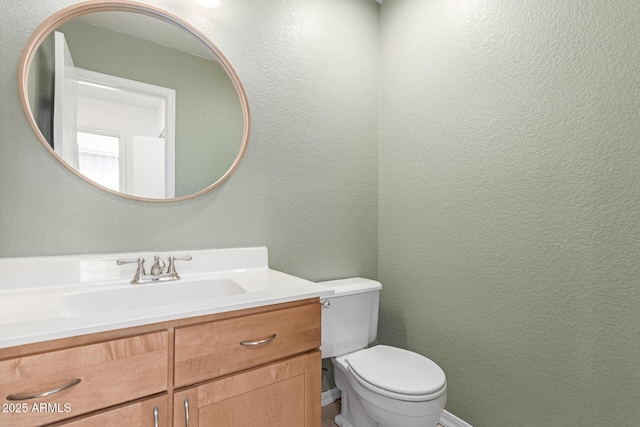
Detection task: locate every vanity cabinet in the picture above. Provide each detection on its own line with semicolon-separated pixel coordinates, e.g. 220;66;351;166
173;302;321;426
0;299;321;427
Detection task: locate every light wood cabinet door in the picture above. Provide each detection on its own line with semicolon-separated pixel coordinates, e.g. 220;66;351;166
173;351;321;427
54;394;168;427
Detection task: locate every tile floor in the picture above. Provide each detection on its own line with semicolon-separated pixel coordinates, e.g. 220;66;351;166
321;401;341;427
321;400;445;427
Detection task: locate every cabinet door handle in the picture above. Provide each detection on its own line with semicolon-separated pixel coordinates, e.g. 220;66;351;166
184;397;190;427
240;333;277;347
6;378;81;401
153;406;159;427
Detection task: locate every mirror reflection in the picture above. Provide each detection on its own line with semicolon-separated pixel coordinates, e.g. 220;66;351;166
26;9;247;200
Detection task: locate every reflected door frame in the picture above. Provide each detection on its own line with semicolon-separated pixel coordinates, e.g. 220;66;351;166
75;67;176;198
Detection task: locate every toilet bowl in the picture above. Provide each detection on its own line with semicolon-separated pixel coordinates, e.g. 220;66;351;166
319;278;447;427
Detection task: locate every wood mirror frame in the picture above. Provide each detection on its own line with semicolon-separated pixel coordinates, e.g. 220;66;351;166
18;0;250;202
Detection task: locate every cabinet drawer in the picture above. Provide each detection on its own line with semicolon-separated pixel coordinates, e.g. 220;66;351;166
175;302;320;387
0;331;168;426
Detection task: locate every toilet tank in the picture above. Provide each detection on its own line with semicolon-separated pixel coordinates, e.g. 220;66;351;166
318;278;382;358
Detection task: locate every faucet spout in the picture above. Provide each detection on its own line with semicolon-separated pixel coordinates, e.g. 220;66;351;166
150;256;166;276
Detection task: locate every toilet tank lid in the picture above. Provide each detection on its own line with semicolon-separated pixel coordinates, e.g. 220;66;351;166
316;278;382;296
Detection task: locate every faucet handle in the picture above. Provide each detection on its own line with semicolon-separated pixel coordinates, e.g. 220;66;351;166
116;258;145;271
166;255;192;279
116;258;146;284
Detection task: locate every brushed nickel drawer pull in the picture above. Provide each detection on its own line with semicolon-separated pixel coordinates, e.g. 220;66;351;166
184;397;190;427
153;406;159;427
240;333;277;347
6;378;81;401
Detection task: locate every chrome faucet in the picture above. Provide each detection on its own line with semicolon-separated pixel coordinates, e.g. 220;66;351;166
117;255;192;284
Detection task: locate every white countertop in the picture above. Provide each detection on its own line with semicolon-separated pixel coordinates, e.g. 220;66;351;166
0;247;333;349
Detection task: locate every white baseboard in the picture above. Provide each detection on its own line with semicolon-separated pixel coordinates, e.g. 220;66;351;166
321;388;342;407
440;409;473;427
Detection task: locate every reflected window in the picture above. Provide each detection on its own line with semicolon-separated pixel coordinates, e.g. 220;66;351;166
77;131;120;191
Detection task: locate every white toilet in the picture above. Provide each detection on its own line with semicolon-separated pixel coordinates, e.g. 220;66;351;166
319;278;447;427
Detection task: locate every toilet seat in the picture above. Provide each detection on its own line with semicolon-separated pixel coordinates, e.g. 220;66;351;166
346;345;447;402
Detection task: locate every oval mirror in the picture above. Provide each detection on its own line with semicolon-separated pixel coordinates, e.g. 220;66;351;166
19;1;250;201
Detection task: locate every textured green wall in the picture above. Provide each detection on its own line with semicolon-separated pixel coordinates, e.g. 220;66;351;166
379;0;640;425
5;1;639;424
0;0;379;282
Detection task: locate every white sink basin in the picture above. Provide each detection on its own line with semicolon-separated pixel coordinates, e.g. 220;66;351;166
0;247;335;349
58;278;246;317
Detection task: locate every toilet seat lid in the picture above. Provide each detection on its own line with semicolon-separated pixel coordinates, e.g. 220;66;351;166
347;345;446;396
